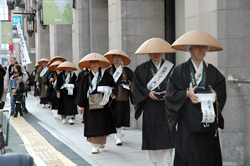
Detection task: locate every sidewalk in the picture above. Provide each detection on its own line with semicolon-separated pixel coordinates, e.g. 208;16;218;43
24;92;150;166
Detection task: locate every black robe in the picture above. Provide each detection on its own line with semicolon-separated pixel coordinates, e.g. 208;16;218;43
106;65;134;128
48;71;59;110
56;71;78;116
75;69;117;137
165;59;227;166
44;69;54;104
133;59;175;150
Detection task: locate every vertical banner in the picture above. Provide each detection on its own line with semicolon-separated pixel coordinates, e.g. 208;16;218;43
43;0;73;25
16;22;32;65
0;21;13;44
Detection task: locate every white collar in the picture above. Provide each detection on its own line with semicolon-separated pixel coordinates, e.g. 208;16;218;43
152;59;162;70
91;70;97;76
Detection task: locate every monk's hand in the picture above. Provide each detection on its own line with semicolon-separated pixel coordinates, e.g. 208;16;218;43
36;82;39;87
57;92;60;98
128;80;132;87
187;86;198;104
49;78;54;83
149;91;158;100
45;85;48;90
209;85;217;101
79;107;84;114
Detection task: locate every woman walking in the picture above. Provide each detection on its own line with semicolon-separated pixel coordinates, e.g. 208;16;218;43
11;64;25;117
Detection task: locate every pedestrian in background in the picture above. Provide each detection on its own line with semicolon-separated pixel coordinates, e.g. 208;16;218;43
4;57;28;114
56;61;78;125
104;49;134;146
30;63;40;105
10;64;25;117
133;38;176;166
45;56;66;109
165;30;227;166
35;58;49;108
0;65;6;109
48;61;62;118
75;53;117;154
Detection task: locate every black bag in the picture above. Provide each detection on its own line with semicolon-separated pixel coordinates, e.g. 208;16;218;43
16;82;25;94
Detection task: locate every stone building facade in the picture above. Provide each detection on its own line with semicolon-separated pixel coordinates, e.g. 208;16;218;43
11;0;250;165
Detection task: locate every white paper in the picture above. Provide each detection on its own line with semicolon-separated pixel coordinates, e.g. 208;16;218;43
97;86;113;105
196;93;216;124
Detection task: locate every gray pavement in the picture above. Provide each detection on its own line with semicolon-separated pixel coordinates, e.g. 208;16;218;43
11;92;152;166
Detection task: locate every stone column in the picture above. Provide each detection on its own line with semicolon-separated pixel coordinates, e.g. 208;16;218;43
35;1;50;62
49;25;72;61
184;0;250;165
90;0;109;54
72;0;91;72
108;0;165;129
217;1;250;165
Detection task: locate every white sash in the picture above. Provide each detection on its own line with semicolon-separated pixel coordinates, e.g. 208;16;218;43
191;60;203;85
40;67;48;77
60;72;74;95
147;61;174;91
196;93;216;127
97;86;113;105
88;69;105;97
113;65;123;82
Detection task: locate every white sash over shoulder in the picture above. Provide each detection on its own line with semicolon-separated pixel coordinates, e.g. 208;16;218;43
147;61;174;91
40;67;48;77
87;69;105;97
113;65;123;82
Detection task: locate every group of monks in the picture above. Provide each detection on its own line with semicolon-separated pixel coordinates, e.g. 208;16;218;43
33;29;227;166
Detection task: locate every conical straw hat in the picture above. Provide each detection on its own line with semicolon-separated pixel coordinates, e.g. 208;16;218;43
34;62;40;69
135;38;176;54
171;30;223;52
49;61;62;71
78;53;110;69
57;61;77;71
47;56;67;67
104;49;131;65
38;58;49;65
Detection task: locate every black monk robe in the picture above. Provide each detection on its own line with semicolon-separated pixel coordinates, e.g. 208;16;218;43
165;59;227;166
106;65;134;128
56;71;78;116
133;59;175;150
75;69;117;137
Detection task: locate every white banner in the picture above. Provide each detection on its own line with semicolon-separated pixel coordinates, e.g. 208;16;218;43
16;22;32;65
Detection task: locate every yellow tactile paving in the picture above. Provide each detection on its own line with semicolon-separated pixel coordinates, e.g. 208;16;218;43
10;117;77;166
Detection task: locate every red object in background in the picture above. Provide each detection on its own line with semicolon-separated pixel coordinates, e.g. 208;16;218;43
8;9;11;21
9;44;13;51
10;54;14;57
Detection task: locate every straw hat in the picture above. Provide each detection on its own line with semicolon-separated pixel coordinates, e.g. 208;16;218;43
47;56;67;67
38;58;49;65
34;62;40;69
135;38;176;54
104;49;131;65
57;61;77;71
171;30;223;52
49;61;62;71
78;53;110;69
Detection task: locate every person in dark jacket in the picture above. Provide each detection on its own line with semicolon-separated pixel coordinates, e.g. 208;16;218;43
133;38;176;166
56;61;78;125
165;30;227;166
75;53;117;154
104;49;134;146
